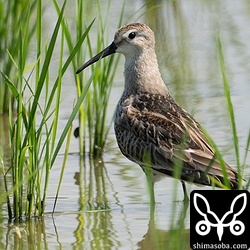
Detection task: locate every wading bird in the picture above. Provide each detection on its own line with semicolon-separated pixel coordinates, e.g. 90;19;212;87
76;23;239;202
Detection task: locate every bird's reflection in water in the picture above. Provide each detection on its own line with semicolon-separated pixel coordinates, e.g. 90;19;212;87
138;200;190;250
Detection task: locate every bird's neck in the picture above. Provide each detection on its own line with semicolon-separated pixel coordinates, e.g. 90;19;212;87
123;50;169;96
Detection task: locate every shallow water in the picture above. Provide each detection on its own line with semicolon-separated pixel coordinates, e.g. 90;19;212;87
1;0;250;249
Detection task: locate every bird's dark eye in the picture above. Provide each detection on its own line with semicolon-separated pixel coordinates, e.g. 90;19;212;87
128;32;136;39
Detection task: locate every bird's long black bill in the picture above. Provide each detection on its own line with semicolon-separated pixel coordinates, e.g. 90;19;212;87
76;42;117;74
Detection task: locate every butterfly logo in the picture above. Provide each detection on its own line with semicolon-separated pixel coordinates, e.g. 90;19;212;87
193;192;247;241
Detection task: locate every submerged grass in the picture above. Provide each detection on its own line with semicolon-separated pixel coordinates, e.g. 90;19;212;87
0;0;135;221
0;0;93;219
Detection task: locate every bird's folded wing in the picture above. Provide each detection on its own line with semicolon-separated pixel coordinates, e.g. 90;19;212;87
125;105;238;186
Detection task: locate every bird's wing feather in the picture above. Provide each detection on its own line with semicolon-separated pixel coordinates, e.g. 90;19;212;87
119;103;238;187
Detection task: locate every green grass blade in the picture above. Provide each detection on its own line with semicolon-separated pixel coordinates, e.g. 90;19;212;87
242;130;250;168
0;72;19;98
52;122;73;214
217;36;242;187
25;0;66;144
42;19;95;121
202;127;231;189
50;72;95;166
